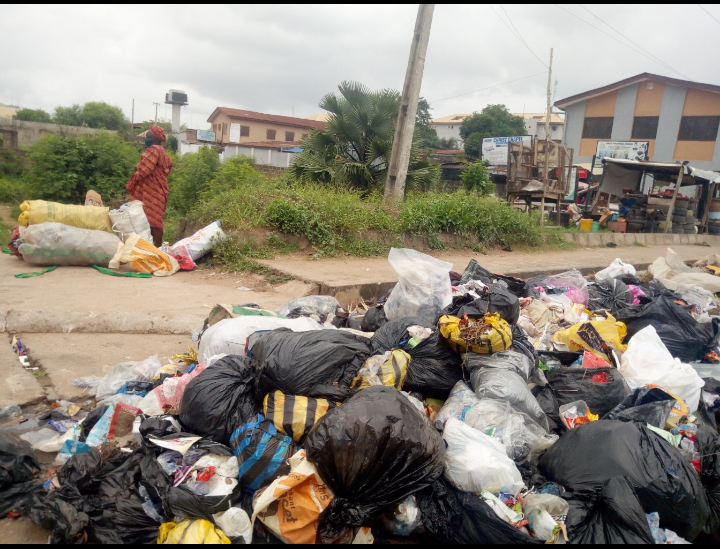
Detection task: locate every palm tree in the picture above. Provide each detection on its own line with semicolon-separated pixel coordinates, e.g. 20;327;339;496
290;81;437;192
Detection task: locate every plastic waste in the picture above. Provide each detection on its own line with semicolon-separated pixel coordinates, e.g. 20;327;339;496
439;313;513;355
351;349;410;390
379;495;422;537
545;366;631;417
95;356;162;401
595;258;637;282
464;350;534;382
157;519;231;544
18;199;112;231
252;329;373;401
0;404;23;421
619;325;705;412
442;418;524;496
108;200;152;242
214;507;252;544
262;391;337;444
587;278;634;314
524;493;568;541
19;222;122;267
305;386;445;544
434;380;480;430
361;305;387;332
198;315;323;362
384;248;453;322
602;386;678;429
252;449;333;544
109;232;180;276
275;295;339;322
169;220;227;262
0;432;41;516
179;355;259;443
552;313;627;363
443;282;520;324
543;269;589;305
539;420;711;542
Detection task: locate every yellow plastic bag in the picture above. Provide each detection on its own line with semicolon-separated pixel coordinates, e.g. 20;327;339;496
157;519;231;544
18;200;112;232
438;313;512;354
351;350;411;390
252;450;333;544
263;391;338;444
108;233;179;276
552;313;627;362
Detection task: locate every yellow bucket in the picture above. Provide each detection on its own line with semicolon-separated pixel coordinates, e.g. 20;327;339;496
580;219;593;232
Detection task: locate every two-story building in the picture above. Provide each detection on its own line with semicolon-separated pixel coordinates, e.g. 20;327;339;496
206;107;324;145
556;73;720;171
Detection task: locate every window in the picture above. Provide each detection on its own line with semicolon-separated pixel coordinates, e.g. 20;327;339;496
285;131;295;141
631;116;659;139
240;125;250;137
678;116;720;141
213;124;217;133
266;129;276;140
222;123;227;136
582;117;614;139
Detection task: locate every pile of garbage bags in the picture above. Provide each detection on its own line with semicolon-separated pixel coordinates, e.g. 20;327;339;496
8;198;227;276
3;246;720;544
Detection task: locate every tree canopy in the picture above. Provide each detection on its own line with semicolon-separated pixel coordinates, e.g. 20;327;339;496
414;97;460;150
290;81;437;192
459;104;526;140
15;108;53;123
18;102;132;131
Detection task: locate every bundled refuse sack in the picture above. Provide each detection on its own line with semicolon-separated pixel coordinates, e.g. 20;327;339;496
179;355;259;444
464;350;534;382
361;305;387;332
602;386;678;429
0;433;42;517
276;295;339;323
252;329;373;401
545;366;631;417
698;427;720;535
538;420;711;542
442;282;520;325
459;258;528;297
19;222;122;267
305;386;445;544
371;317;463;399
587;279;634;315
616;296;719;362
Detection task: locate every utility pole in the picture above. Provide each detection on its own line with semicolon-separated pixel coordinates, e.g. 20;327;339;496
384;4;434;205
131;99;134;126
544;48;554;184
153;102;160;123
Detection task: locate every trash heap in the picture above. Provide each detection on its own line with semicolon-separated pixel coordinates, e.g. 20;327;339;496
6;198;227;276
2;246;720;544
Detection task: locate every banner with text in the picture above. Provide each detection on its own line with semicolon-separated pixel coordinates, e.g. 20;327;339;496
481;136;532;166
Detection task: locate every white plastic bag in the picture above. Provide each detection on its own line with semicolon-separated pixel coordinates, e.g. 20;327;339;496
198;316;324;362
442;418;524;495
169;220;227;261
95;356;162;400
619;325;705;412
434;380;480;430
595;258;637;282
109;200;152;242
19;222;122;267
384;248;453;322
214;508;252;544
649;248;720;293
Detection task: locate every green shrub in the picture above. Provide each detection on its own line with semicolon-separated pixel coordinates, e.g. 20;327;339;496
0;177;28;204
460;162;493;195
26;132;140;203
167;146;220;215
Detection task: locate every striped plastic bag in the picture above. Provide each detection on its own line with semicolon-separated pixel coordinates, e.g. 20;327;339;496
108;233;179;277
439;313;513;354
263;391;338;444
229;414;298;493
351;350;411;390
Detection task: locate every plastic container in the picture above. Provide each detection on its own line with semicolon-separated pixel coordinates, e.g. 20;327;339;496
591;221;599;232
580;219;593;232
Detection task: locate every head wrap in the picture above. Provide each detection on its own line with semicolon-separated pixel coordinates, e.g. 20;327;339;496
149;125;167;142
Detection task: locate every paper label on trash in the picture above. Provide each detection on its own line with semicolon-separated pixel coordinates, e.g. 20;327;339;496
149;436;201;455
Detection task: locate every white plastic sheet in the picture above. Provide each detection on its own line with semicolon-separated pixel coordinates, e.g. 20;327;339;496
384;248;453;322
619;325;705;412
595;258;636;282
649;248;720;293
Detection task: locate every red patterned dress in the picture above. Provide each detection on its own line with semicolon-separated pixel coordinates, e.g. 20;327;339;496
126;144;173;231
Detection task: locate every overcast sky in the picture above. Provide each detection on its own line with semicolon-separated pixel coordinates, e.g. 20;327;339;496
2;4;720;129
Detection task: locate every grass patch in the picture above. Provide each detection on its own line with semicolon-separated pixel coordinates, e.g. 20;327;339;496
210;239;293;284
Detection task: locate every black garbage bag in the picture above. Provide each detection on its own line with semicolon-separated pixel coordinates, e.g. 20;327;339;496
587;279;634;315
79;405;110;443
27;484;91;544
465;350;534;381
616;296;719;362
413;478;541;544
361;305;387;332
252;329;373;401
305;386;445;544
0;432;40;488
699;378;720;432
512;324;539;370
179;355;260;443
538;420;711;541
602;386;677;428
370;316;433;353
545;367;631;417
229;415;297;493
698;426;720;535
564;477;655;544
442;283;520;324
460;259;527;296
139;415;182;439
0;479;43;517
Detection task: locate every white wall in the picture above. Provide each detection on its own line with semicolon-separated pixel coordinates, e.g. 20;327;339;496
221;144;296;167
430;123;463;143
524;118;564;141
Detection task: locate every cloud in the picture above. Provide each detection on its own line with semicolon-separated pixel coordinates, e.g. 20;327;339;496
1;4;718;128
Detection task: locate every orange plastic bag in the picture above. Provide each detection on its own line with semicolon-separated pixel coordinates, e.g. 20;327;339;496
108;233;179;276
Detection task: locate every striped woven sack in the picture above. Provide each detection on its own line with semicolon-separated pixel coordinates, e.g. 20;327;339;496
438;313;512;354
262;391;338;444
350;350;411;390
229;414;298;493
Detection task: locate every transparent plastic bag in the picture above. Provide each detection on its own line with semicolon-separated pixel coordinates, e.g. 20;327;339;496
442;418;524;496
434;380;480;430
595;258;637;282
275;295;339;322
380;495;422;536
463;400;557;463
543;269;589;306
19;222;122;267
464;351;534;382
95;356;162;400
384;248;453;322
109;200;152;242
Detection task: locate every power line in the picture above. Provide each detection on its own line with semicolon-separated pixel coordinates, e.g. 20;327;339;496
429;72;547;104
554;5;691;80
578;4;692;80
489;6;547;67
698;4;720;25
